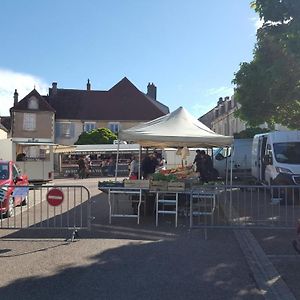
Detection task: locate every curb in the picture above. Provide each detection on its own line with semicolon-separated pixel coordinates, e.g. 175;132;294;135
235;229;296;300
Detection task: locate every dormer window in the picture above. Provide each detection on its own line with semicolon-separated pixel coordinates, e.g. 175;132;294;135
28;96;39;110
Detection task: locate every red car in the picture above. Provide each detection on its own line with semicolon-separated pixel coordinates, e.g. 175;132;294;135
0;160;29;217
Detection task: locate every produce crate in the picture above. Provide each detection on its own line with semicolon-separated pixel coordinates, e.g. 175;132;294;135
124;179;150;189
150;180;168;191
98;181;124;188
167;181;185;191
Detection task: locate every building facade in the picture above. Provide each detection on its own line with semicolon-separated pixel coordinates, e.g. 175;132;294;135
200;95;288;136
8;77;169;146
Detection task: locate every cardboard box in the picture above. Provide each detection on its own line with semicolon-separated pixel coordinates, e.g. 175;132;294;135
168;181;185;191
124;179;150;189
150;180;168;191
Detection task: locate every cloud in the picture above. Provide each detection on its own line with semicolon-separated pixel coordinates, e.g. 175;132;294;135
205;86;233;97
0;69;49;116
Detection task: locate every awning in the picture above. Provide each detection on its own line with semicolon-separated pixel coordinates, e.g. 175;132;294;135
16;142;57;146
53;145;77;153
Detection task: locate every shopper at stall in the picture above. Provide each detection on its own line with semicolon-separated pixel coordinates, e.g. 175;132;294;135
193;150;213;183
193;149;202;173
78;156;86;179
107;157;115;177
129;155;139;179
84;155;92;178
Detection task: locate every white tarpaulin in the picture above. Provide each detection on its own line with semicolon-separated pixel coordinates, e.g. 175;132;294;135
119;106;233;148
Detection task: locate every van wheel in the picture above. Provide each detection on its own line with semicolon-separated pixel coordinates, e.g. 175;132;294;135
6;197;14;218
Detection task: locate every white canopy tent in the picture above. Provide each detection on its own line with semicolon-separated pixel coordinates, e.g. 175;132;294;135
118;106;233;148
116;107;234;182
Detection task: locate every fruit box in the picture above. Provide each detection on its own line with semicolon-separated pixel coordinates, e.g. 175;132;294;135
150;180;168;191
124;179;150;189
167;181;185;191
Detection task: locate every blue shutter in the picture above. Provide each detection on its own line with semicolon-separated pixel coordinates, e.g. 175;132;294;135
70;123;75;138
55;123;61;139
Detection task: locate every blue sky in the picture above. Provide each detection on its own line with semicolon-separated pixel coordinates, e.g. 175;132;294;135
0;0;260;117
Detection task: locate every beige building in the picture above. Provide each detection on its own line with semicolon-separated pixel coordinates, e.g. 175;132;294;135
200;96;288;136
0;123;8;140
199;96;245;136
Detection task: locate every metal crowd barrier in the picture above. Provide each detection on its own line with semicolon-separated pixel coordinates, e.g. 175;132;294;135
0;185;92;232
190;184;300;229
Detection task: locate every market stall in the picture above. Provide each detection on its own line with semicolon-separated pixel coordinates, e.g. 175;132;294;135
101;107;233;226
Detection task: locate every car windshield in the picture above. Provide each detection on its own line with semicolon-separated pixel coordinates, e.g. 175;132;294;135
273;142;300;164
0;163;9;179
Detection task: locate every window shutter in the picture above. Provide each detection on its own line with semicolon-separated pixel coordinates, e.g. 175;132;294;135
70;123;75;138
55;123;61;138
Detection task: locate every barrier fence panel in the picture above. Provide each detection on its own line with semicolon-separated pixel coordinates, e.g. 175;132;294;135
187;185;300;229
0;185;91;230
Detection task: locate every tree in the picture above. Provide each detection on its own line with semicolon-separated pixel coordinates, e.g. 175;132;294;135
233;127;270;139
75;128;117;145
233;0;300;129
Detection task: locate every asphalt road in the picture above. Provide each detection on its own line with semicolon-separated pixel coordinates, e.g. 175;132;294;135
0;177;299;300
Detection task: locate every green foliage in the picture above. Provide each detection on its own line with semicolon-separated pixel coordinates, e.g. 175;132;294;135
75;128;117;145
233;0;300;129
152;173;177;182
233;127;270;139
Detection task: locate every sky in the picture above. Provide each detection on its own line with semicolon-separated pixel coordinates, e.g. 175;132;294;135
0;0;261;118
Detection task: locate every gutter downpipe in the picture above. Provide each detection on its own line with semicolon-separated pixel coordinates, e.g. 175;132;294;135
115;140;120;182
139;145;142;179
229;144;234;222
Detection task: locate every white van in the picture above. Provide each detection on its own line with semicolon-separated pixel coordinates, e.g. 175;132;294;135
213;139;252;180
251;131;300;185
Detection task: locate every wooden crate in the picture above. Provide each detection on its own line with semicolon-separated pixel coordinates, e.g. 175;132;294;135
150;180;168;191
124;179;150;189
168;181;185;191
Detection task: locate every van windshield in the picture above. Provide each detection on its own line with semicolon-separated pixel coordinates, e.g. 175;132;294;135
273;142;300;164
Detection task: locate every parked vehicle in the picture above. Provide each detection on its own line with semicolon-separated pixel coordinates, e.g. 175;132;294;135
213;139;253;180
0;160;29;217
251;131;300;186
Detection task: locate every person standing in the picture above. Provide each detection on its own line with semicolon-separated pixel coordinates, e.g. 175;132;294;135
107;157;115;177
84;155;92;178
193;150;213;183
78;156;86;179
193;149;202;174
129;155;139;179
199;150;213;183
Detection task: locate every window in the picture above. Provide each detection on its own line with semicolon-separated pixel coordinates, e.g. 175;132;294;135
84;122;96;132
28;96;39;109
23;113;36;131
108;122;120;133
61;122;71;138
22;145;50;161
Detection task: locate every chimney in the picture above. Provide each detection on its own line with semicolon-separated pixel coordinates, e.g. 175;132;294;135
147;82;157;100
87;79;91;91
13;89;18;106
52;82;57;95
217;97;223;105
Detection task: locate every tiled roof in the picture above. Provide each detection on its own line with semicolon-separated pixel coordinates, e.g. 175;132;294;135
0;116;11;131
12;89;55;112
0;122;8;132
47;77;169;121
